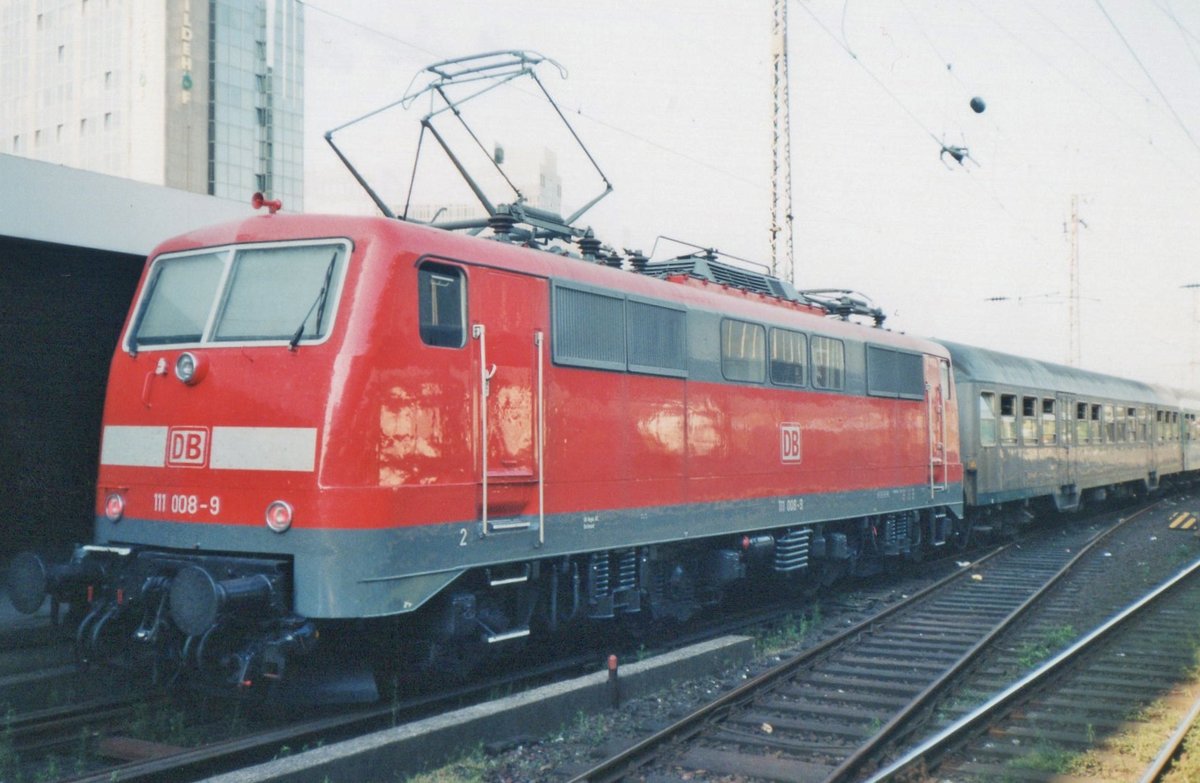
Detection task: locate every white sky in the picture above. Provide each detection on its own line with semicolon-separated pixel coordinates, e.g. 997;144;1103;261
302;1;1200;388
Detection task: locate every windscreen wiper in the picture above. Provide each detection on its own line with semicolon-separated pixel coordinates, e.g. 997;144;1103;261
289;251;339;351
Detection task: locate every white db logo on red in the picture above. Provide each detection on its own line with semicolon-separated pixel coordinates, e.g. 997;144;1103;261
780;423;802;463
167;427;209;468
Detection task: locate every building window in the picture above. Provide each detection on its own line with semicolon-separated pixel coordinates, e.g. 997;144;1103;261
417;262;465;348
811;335;845;391
980;392;997;447
721;319;766;383
999;394;1017;445
769;328;806;387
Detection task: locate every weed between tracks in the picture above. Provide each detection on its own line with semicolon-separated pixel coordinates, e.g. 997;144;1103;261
1013;623;1076;669
754;604;821;656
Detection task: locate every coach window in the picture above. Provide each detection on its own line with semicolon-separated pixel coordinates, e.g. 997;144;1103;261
1126;408;1137;442
812;336;845;390
999;394;1017;445
1042;399;1057;444
769;328;807;386
1090;404;1102;442
418;262;465;348
979;392;997;447
1020;396;1039;445
1114;407;1127;442
1075;402;1089;444
721;319;766;383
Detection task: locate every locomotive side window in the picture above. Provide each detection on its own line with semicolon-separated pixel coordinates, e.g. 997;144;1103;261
1041;399;1057;444
811;336;845;391
999;394;1017;445
627;300;687;377
769;329;807;386
418;262;466;348
721;319;766;383
132;252;225;345
979;392;997;447
866;346;924;399
1076;402;1089;444
553;284;625;370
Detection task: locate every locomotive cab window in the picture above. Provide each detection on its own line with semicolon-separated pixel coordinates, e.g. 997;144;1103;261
418;262;466;348
131;251;225;345
128;240;350;350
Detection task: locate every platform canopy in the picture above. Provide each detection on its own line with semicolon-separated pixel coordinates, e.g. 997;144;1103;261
1;153;254;256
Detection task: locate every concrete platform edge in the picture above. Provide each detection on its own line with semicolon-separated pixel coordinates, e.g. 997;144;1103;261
207;634;754;783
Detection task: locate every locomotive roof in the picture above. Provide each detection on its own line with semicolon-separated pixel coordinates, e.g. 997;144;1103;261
941;341;1167;405
151;212;950;359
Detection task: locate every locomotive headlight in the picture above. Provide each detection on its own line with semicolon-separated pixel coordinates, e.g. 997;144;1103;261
265;500;294;533
174;352;208;385
104;493;125;522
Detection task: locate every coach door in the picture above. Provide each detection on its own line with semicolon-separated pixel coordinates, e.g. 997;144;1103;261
1058;393;1076;492
470;268;549;542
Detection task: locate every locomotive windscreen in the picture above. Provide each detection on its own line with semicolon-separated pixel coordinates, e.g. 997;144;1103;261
127;240;350;350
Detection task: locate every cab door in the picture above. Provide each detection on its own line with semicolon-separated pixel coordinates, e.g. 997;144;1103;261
469;268;549;538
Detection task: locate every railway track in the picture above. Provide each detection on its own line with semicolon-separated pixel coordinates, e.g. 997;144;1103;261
870;553;1200;782
569;502;1171;783
0;536;973;782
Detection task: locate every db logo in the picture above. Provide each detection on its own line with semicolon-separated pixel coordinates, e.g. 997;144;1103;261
780;423;802;463
167;427;209;468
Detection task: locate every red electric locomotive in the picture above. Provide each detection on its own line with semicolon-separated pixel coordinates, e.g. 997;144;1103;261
7;208;964;697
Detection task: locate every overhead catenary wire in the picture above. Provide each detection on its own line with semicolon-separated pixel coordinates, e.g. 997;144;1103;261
1093;0;1200;155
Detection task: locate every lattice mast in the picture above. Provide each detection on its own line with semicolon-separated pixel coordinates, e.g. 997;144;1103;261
770;0;795;284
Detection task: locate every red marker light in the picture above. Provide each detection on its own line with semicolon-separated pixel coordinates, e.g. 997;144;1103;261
104;493;125;522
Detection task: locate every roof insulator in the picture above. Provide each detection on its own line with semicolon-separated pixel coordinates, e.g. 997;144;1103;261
578;230;601;261
488;206;516;240
626;249;649;274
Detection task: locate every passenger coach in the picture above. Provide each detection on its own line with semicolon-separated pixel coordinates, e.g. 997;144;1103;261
946;342;1187;526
